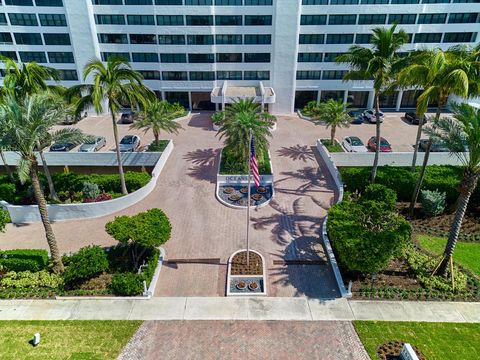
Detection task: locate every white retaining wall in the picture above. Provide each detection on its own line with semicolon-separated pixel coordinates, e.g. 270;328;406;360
2;141;174;224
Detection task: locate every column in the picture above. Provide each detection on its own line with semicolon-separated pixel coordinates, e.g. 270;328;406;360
396;90;403;111
317;90;322;105
188;92;193;111
343;91;349;104
367;91;375;109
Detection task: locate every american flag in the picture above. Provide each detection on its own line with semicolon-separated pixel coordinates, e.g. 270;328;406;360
250;136;260;187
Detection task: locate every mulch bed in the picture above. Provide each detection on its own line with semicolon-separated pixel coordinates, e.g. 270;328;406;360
230;251;263;276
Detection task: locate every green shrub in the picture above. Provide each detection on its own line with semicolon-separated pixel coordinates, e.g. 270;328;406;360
302;101;318;117
0;208;10;232
421;190;446;217
63;246;109;287
110;273;144;296
361;184;397;211
146;140;169;152
82;182;100;200
0;183;16;203
219;147;272;175
211;111;225;125
141;248;160;286
0;249;49;272
0;270;63;290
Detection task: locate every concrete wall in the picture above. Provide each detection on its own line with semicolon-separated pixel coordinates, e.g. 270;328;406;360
3;141;173;224
330;152;468;167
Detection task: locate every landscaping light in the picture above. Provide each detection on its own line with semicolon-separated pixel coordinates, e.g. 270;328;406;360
32;333;41;347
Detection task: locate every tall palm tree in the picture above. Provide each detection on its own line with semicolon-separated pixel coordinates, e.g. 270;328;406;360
312;99;352;144
337;24;409;183
130;100;183;148
68;56;154;194
424;103;480;277
0;94;68;273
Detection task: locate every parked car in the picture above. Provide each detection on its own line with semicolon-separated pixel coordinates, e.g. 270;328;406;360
118;135;140;152
63;112;88;125
78;136;106;152
348;111;364;124
342;136;368;152
50;142;75;152
418;139;449;152
363;109;384;123
120;111;137;124
404;112;427;125
367;136;392;152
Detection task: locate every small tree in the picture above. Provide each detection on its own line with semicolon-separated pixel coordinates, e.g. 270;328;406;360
312;99;352;144
105;208;171;270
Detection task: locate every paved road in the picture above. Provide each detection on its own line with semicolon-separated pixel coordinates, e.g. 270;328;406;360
117;320;370;360
0;113;339;298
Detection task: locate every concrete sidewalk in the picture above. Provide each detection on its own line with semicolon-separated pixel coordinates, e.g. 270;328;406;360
1;298;479;322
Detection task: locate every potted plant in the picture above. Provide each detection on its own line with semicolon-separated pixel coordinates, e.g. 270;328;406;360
211;111;224;131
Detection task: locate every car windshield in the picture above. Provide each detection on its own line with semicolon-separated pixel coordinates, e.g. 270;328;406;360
351;138;363;146
121;137;134;144
84;139;96;144
380;139;390;146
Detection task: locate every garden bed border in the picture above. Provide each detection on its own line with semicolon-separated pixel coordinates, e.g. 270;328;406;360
2;141;174;223
173;111;191;123
226;249;267;296
297;110;312;121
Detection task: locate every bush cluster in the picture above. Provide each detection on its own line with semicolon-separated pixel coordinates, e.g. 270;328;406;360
62;246;109;287
0;249;49;272
220;146;272;175
0;208;10;232
0;270;63;290
0;183;16;203
420;190;446;217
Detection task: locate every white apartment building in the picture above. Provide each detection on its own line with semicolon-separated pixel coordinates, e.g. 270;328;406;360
0;0;479;114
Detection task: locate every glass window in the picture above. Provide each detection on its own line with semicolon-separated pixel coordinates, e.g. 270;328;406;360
355;34;372;44
299;34;324;44
98;33;127;44
422;0;449;3
101;52;130;61
8;14;38;26
244;34;271;44
413;33;442;43
302;0;328;4
58;70;78;81
0;14;7;25
155;0;182;4
301;15;327;25
39;14;66;26
188;53;214;63
0;32;13;44
216;34;242;44
92;0;123;3
132;52;159;62
47;51;74;63
159;35;185;45
35;0;63;5
185;0;212;4
329;15;356;25
417;13;447;24
19;51;47;63
215;15;242;26
189;71;215;81
448;13;479;23
329;0;359;4
244;71;269;80
215;0;242;4
443;32;476;43
0;51;18;60
326;34;353;44
156;15;184;26
216;53;242;62
323;52;344;62
297;52;323;62
296;70;321;80
361;0;388;3
162;71;188;80
388;14;416;25
217;71;242;80
139;70;160;80
186;16;213;26
95;15;125;25
244;53;270;63
125;0;153;4
14;33;43;45
245;0;273;4
5;0;33;4
245;15;272;25
322;70;346;80
129;34;157;44
127;15;155;25
160;53;187;63
390;0;419;3
187;35;214;45
358;14;386;25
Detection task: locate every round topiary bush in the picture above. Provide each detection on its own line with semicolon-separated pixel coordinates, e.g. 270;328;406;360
63;245;109;287
110;273;144;296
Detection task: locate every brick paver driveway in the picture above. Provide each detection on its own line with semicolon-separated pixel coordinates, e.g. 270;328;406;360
0;113;340;298
118;321;369;360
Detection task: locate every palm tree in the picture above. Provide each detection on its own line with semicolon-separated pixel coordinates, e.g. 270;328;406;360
218;98;275;164
0;94;68;273
337;24;409;183
130;100;183;148
424;103;480;277
68;56;154;194
0;125;15;183
312;99;352;144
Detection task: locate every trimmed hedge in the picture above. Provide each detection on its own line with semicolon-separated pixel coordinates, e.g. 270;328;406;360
110;273;144;296
0;249;49;272
62;246;109;287
339;166;479;206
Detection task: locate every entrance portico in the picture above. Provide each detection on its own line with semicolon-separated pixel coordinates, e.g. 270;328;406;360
211;81;276;112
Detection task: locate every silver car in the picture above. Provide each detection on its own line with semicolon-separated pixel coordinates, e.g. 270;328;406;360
119;135;140;152
78;136;106;152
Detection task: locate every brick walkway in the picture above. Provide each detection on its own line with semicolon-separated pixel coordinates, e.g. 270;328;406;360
117;320;370;360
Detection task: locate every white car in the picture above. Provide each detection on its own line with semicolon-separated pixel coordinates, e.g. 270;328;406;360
363;109;384;123
119;135;141;152
342;136;368;153
78;136;106;152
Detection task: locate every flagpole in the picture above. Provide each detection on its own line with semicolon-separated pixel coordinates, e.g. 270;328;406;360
246;129;252;267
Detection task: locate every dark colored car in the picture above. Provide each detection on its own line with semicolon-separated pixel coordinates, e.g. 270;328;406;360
418;139;449;152
405;112;427;125
120;112;137;124
348;111;364;124
49;143;75;152
367;136;392;152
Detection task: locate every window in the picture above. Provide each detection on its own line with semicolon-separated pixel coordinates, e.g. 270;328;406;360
185;0;212;4
43;33;71;45
388;14;416;25
19;51;47;63
296;71;321;80
186;15;213;26
329;0;358;4
38;14;66;26
244;53;270;63
361;0;388;3
139;70;160;80
390;0;419;3
417;14;447;24
130;34;156;44
216;53;242;62
422;0;449;3
299;34;324;44
36;0;63;5
216;34;242;44
355;34;372;44
101;52;131;61
323;52;344;62
127;15;155;25
125;0;153;4
132;52;159;62
0;14;7;25
244;34;271;44
98;33;127;44
95;15;125;25
245;0;273;4
189;71;215;81
48;51;74;63
14;33;42;45
160;53;187;63
215;15;242;25
216;0;242;4
5;0;33;4
187;35;214;45
302;0;328;4
358;14;386;25
92;0;123;4
217;71;242;80
159;35;185;45
453;0;480;2
162;72;188;81
0;33;13;44
8;14;38;26
188;53;214;63
0;51;18;60
301;15;327;25
297;52;322;62
244;71;269;80
322;70;346;80
413;33;442;43
448;13;479;23
58;70;78;81
443;32;476;43
155;0;182;4
156;15;184;26
329;15;356;25
326;34;353;44
245;15;272;26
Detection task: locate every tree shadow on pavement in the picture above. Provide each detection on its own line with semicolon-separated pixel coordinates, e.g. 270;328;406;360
276;145;315;162
183;148;219;183
187;113;213;131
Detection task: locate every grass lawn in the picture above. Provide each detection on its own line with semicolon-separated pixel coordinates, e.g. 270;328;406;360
320;139;344;152
0;321;141;360
417;234;480;276
354;321;480;360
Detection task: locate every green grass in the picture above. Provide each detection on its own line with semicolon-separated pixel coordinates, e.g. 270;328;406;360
417;234;480;276
146;140;170;152
0;321;141;360
354;321;480;360
320;139;344;152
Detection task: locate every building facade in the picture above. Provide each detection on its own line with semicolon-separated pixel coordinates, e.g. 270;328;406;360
0;0;479;114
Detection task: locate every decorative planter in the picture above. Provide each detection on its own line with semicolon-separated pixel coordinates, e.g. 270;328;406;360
212;123;221;131
226;249;267;296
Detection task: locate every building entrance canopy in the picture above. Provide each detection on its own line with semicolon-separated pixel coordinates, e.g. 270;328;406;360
211;81;276;106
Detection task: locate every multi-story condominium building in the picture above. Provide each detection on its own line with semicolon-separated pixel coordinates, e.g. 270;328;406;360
0;0;479;114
